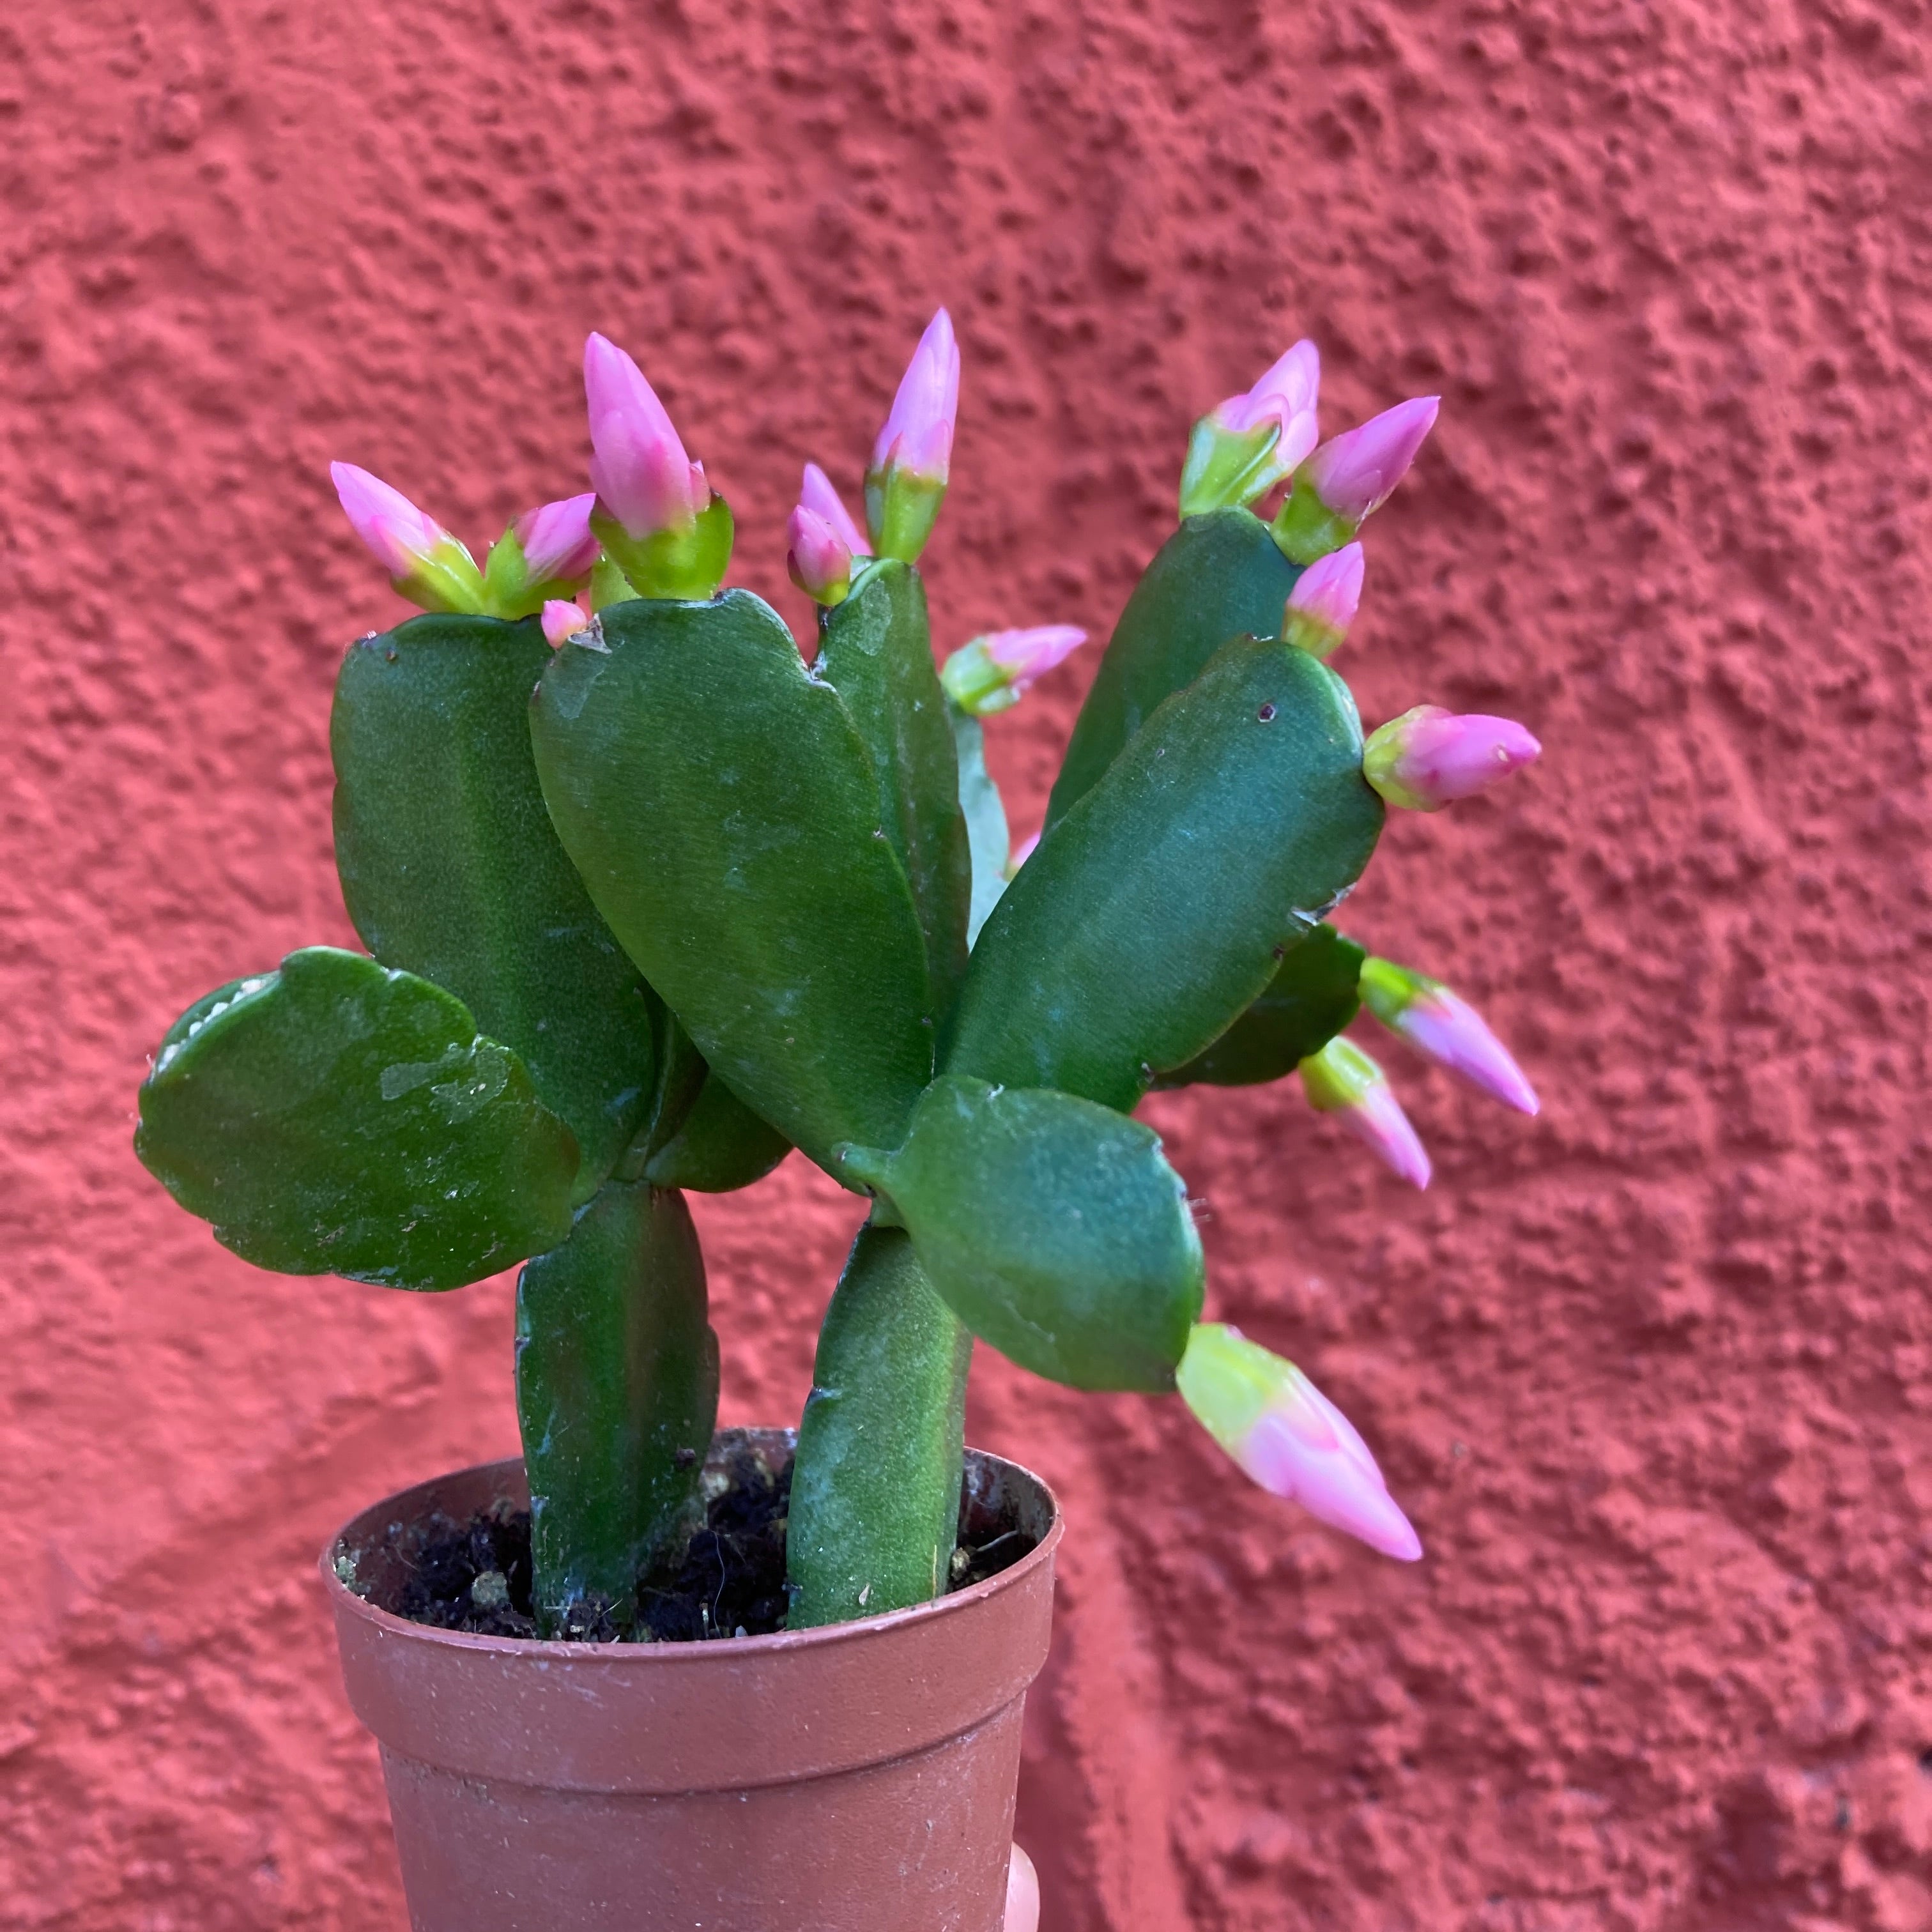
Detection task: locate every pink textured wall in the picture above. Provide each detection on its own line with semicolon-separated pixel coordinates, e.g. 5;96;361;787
3;1;1929;1926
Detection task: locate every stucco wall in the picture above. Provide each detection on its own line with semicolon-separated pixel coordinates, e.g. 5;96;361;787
3;1;1928;1926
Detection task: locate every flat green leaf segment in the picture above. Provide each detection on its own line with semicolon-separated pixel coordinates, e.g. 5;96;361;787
946;639;1383;1112
644;1066;792;1193
530;593;935;1176
816;562;971;1013
843;1077;1204;1392
135;948;578;1289
1156;924;1367;1088
786;1224;972;1627
1046;508;1301;829
951;705;1011;946
516;1179;719;1636
332;615;662;1204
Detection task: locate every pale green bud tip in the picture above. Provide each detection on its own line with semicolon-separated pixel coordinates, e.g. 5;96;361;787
1358;955;1434;1027
1177;1324;1422;1561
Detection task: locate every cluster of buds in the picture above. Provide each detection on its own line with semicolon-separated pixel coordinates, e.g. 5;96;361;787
320;322;1547;1573
785;463;871;607
1293;956;1539;1192
330;465;599;622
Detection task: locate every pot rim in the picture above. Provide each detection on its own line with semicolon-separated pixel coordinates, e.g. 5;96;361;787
320;1437;1064;1663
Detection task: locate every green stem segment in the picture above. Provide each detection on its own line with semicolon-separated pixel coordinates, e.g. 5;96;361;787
786;1223;973;1628
516;1177;719;1636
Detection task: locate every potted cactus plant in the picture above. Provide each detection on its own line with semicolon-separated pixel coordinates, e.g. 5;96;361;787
134;312;1541;1930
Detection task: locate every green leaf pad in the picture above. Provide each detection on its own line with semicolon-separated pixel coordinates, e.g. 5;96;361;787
946;638;1383;1112
1046;508;1300;827
842;1076;1204;1393
529;592;935;1174
332;614;661;1202
816;562;971;1011
643;1068;792;1193
1155;924;1367;1087
135;948;579;1289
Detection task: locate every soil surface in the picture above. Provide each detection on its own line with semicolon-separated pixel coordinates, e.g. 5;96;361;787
381;1443;1036;1643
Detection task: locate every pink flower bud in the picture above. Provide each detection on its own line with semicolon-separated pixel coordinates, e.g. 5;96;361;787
799;463;871;559
331;463;457;578
985;625;1086;690
1299;1038;1430;1189
1300;396;1439;524
1360;958;1539;1115
511;493;600;585
583;333;709;540
1282;542;1363;660
1004;830;1039;877
871;308;960;484
1363;705;1541;811
330;462;486;612
1177;1324;1422;1561
940;625;1087;716
1212;339;1321;472
540;599;592;647
786;504;854;606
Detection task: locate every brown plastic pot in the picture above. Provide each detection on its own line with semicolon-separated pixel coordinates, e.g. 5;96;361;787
322;1428;1062;1931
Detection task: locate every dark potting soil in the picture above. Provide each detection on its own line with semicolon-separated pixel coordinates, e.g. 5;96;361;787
381;1439;1036;1644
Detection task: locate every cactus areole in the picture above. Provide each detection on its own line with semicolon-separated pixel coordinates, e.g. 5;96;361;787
137;319;1543;1648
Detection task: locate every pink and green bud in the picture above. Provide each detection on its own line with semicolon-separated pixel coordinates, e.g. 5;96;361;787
1177;1323;1422;1561
1360;958;1539;1115
1178;340;1322;518
540;599;592;647
786;504;855;608
583;332;733;601
1271;395;1439;564
799;463;871;560
480;493;600;618
1298;1037;1430;1189
940;625;1087;717
864;309;960;564
330;462;486;613
512;493;601;585
1281;542;1363;661
585;333;707;537
1004;830;1039;878
1363;705;1541;811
